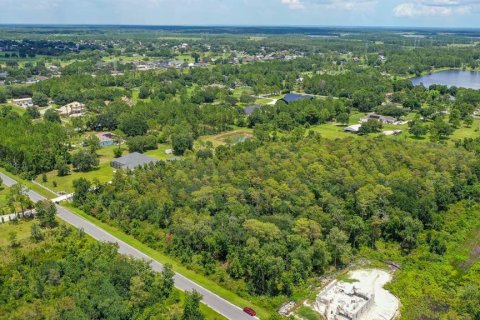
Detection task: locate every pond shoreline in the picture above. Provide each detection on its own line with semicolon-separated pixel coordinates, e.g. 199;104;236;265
410;69;480;90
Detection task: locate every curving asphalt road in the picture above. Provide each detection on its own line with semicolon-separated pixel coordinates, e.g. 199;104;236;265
0;172;257;320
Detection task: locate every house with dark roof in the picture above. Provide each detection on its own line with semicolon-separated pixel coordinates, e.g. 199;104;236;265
280;93;314;104
243;105;261;116
111;152;159;170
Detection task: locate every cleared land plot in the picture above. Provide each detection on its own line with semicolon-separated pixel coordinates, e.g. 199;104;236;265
311;269;399;320
199;129;254;147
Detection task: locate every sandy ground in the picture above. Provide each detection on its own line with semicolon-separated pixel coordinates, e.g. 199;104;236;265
311;268;400;320
349;269;399;320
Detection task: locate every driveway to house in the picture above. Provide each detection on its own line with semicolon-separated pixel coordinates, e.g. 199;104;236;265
0;171;256;320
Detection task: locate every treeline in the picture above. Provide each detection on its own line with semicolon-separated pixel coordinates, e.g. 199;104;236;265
0;108;68;177
303;70;390;111
0;223;197;320
248;97;349;130
383;46;480;75
73;137;480;298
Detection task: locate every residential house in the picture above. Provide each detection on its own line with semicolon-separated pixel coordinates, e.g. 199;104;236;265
96;132;115;147
281;93;314;104
12;98;34;108
361;113;398;125
111;152;159;170
57;101;85;117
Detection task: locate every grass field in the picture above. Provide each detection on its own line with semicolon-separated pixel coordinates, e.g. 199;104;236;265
62;203;270;319
144;144;173;160
0;184;9;209
0;219;35;247
35;145;118;194
34;143;174;193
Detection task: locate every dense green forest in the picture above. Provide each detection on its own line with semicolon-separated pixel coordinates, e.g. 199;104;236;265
0;220;201;320
0;108;68;176
72;135;480;317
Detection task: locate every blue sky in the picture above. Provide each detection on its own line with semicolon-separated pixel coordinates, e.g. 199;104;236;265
0;0;479;28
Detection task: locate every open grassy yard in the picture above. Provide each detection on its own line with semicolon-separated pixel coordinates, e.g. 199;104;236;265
36;161;113;194
35;145;119;193
254;98;274;105
310;123;358;139
232;87;254;98
0;219;35;247
0;184;10;212
35;143;174;194
449;119;480;140
144;143;173;160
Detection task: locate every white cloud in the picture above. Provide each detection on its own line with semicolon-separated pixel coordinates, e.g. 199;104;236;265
281;0;305;9
394;0;480;17
280;0;376;10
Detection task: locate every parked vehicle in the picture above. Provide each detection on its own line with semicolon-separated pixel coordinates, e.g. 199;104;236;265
243;307;256;317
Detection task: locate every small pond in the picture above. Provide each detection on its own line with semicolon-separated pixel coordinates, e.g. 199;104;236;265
411;70;480;90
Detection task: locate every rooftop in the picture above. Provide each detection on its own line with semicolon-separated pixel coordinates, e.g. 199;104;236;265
243;105;261;115
111;152;159;170
281;93;314;104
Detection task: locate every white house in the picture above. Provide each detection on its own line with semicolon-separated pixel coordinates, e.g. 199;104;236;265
57;101;85;117
12;98;34;108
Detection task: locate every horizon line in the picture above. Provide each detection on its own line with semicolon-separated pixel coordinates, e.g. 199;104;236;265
0;23;479;31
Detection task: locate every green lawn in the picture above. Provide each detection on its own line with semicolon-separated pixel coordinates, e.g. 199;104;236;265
254;98;274;105
34;142;177;194
63;203;270;319
0;219;35;247
144;144;173;160
0;184;9;209
310;123;357;139
449;120;480;140
35;146;118;194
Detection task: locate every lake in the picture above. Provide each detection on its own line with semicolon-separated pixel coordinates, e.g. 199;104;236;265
411;70;480;90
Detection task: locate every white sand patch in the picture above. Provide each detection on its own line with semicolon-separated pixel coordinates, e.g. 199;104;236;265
311;269;400;320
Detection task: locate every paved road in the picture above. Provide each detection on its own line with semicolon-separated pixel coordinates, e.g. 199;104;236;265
0;172;256;320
